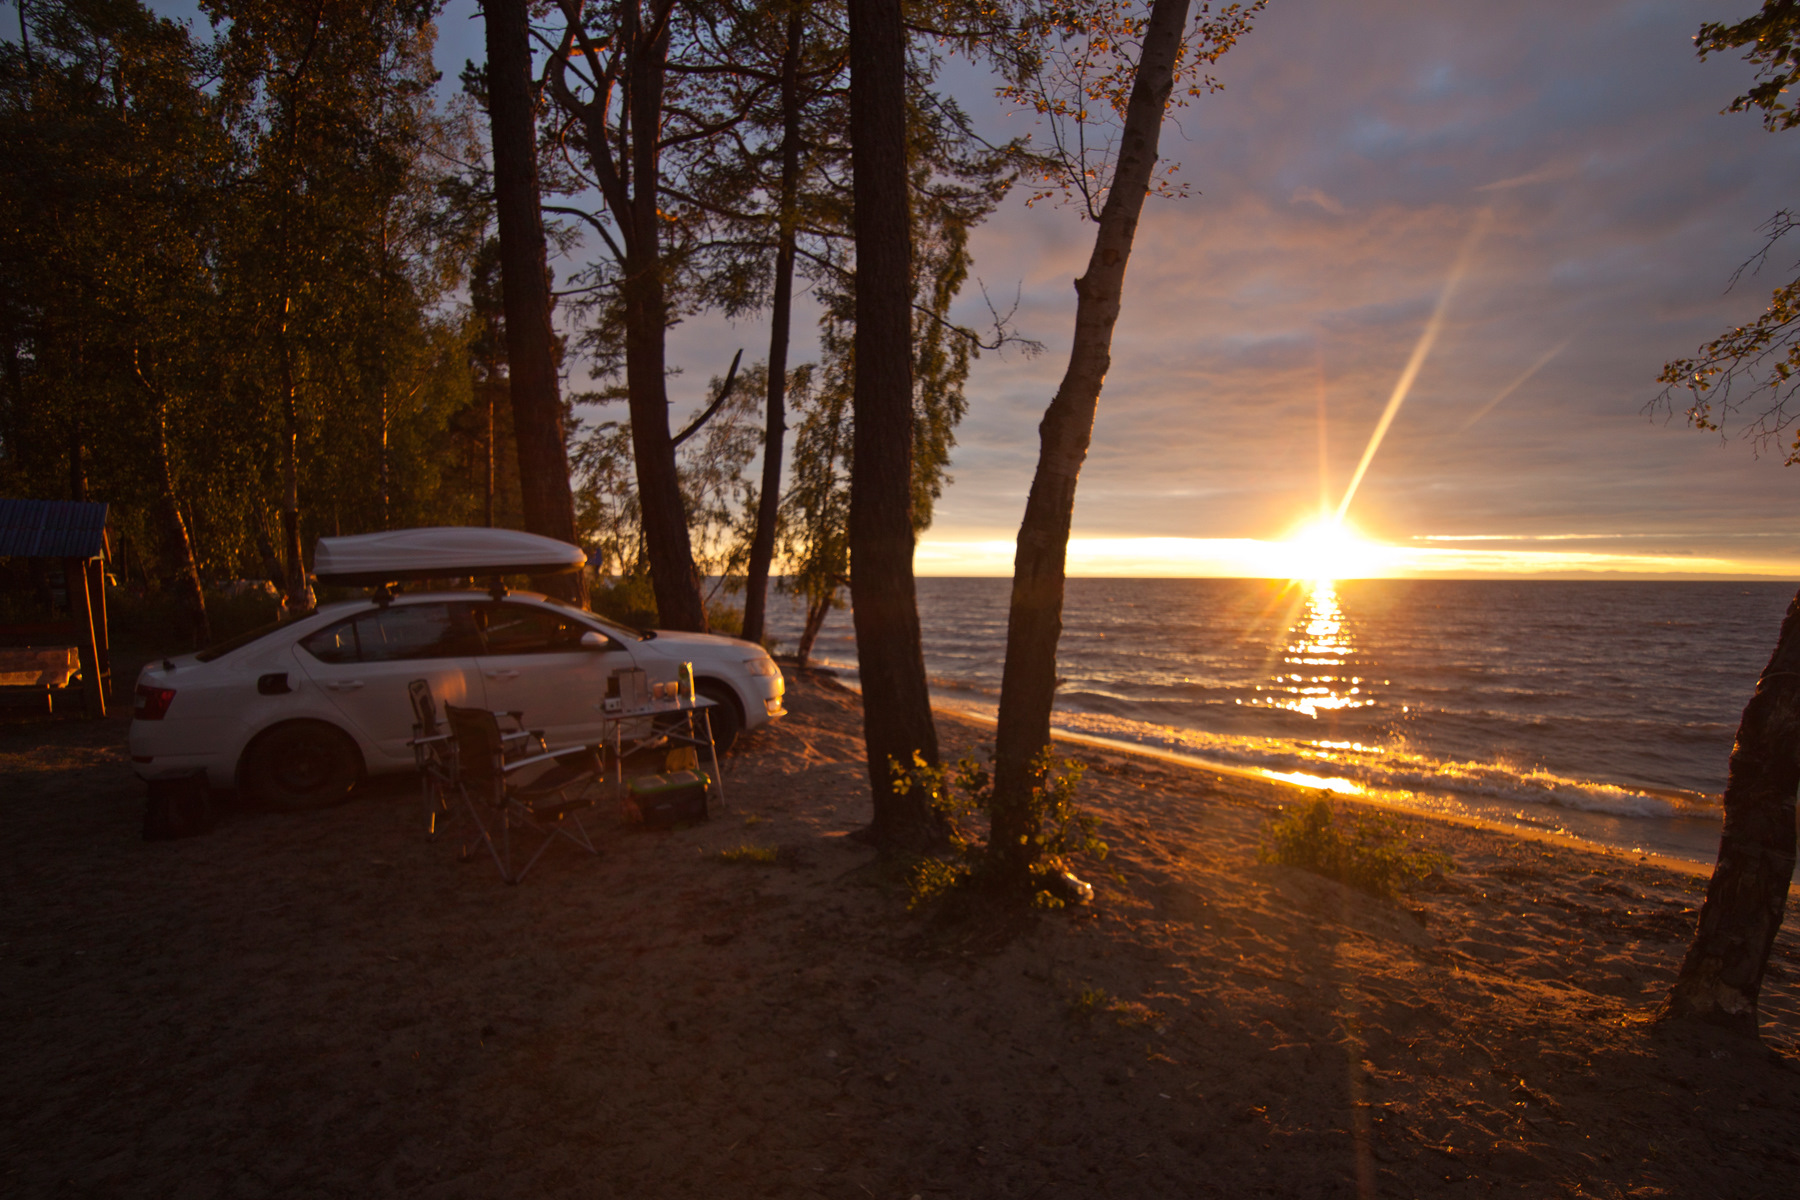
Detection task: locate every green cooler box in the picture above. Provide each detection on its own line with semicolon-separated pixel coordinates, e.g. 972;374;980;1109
627;770;710;828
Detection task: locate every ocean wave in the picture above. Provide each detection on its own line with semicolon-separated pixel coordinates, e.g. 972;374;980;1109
1041;709;1716;821
820;659;1719;821
780;578;1774;827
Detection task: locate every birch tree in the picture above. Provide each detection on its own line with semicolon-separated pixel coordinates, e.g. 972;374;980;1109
986;0;1262;888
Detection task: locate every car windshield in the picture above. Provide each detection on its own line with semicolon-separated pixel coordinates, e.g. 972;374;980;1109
194;609;318;663
538;594;653;641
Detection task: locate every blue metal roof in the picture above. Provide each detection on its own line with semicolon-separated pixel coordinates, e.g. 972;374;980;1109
0;499;110;559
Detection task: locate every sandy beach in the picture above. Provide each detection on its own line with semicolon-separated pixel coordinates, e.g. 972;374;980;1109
4;666;1799;1198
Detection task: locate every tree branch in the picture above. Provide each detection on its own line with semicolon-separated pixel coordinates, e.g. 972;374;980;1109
544;203;626;262
671;347;743;449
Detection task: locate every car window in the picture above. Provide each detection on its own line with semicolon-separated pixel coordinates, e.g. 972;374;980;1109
476;602;593;655
359;603;481;661
196;609;317;663
298;603;480;663
299;618;360;664
537;595;652;641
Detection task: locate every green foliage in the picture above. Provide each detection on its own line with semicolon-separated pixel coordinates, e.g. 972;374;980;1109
715;844;779;865
1260;798;1452;900
572;362;764;598
1;0;490;615
1068;985;1111;1018
1659;3;1800;463
891;748;1107;910
1696;0;1800;132
588;574;659;630
776;365;847;595
703;602;745;639
0;0;1018;648
992;0;1266;215
108;586;281;651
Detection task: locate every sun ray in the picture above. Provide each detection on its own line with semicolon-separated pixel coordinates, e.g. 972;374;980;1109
1334;209;1491;524
1458;337;1570;433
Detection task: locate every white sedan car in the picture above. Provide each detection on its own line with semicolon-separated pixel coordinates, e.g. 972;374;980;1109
129;590;785;809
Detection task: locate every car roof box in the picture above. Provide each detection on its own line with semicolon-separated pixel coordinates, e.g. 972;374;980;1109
312;527;587;586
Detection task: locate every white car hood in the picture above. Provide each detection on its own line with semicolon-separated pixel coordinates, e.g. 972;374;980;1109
644;629;761;658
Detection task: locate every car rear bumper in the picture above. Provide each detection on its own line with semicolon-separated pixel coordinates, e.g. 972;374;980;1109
130;752;231;787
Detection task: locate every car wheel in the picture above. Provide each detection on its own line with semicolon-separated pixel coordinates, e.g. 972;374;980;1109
696;680;743;755
242;720;361;811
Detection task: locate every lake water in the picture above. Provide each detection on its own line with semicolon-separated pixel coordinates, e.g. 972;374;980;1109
762;578;1800;866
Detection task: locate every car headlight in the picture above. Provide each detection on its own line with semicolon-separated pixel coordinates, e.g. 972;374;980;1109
741;655;779;677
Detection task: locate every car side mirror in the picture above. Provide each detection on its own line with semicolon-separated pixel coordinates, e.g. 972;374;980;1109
580;631;608;650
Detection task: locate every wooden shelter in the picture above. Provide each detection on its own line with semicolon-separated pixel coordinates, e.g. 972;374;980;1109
0;499;111;716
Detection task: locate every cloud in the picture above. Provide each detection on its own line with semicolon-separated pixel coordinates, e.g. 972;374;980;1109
1291;186;1347;214
929;0;1800;562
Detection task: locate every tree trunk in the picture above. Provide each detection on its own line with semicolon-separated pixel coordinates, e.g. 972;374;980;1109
848;0;940;851
1663;587;1800;1035
796;591;831;667
280;347;309;608
484;0;587;606
485;381;496;528
252;510;285;592
149;397;209;647
619;3;707;631
377;210;392;528
988;0;1193;887
741;6;804;649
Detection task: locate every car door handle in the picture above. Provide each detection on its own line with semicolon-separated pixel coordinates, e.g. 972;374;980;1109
484;669;519;680
325;680;365;691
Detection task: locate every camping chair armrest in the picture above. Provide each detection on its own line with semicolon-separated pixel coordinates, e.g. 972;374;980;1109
407;732;453;747
499;745;600;774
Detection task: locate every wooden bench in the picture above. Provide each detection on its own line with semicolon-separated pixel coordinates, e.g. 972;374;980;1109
0;622;100;712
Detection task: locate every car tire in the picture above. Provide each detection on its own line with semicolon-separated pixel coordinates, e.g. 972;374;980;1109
241;720;362;811
696;680;743;756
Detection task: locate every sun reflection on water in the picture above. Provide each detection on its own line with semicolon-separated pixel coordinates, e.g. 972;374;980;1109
1248;581;1374;718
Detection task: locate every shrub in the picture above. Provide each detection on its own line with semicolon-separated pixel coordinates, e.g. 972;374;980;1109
1261;797;1452;899
891;749;1107;910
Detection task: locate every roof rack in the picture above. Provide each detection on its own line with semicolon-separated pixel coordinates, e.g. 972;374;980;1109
312;527;587;588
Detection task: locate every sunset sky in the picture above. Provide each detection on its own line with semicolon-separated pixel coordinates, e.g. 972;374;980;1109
891;0;1800;579
32;0;1797;578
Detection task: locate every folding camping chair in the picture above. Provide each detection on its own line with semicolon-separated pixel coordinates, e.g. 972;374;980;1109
445;704;602;884
407;679;536;840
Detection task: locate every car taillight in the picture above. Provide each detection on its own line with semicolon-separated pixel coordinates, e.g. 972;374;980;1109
135;685;176;720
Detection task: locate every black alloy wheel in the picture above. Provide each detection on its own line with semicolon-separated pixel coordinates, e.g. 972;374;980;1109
242;720;361;811
696;680;743;755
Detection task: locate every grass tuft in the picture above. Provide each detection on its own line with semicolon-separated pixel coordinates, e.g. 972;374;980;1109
716;843;779;865
1068;986;1163;1028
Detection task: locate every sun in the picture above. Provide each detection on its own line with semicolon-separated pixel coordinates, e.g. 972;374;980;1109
1261;516;1394;582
